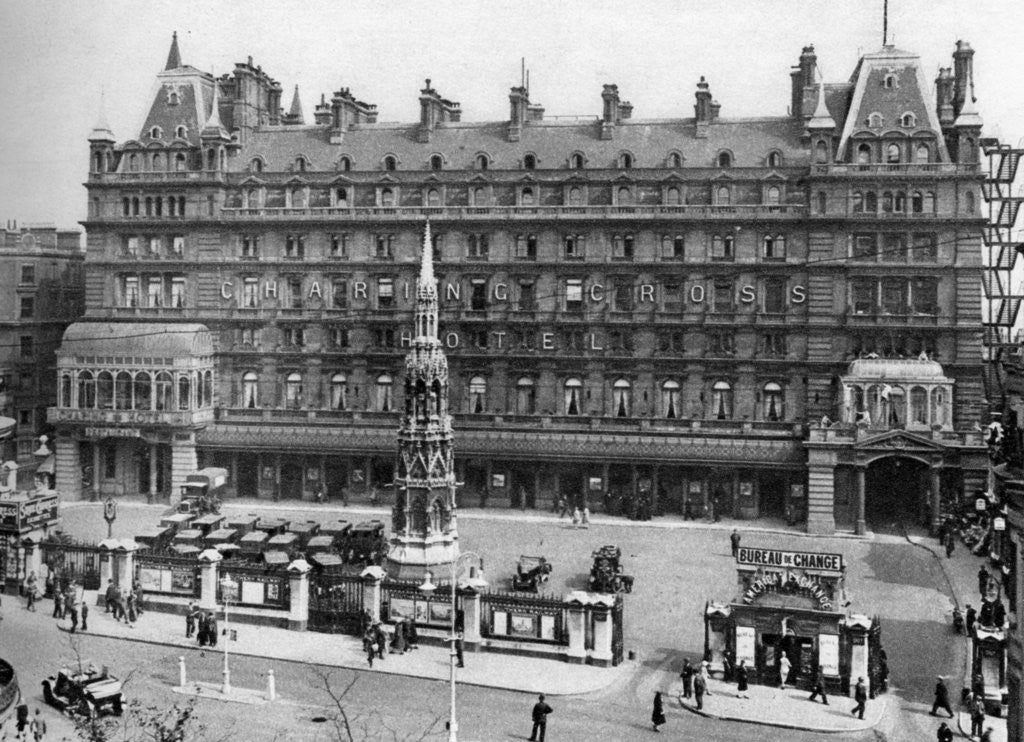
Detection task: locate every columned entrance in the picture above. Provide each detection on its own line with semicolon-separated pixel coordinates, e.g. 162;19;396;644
864;456;929;534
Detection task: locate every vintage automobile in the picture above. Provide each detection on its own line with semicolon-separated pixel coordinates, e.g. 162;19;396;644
176;468;228;516
588;545;634;594
511;555;553;592
42;664;124;717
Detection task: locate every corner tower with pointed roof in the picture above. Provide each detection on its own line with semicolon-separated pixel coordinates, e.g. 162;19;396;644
385;221;460;582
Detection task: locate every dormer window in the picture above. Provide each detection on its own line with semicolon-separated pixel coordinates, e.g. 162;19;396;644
901;112;917;128
717;151;732;168
618;152;633;169
867;112;884;128
915;143;930;164
521;187;535;206
149;126;163;140
767;151;782;168
383;155;397;171
430;154;443;171
857;143;872;165
883;73;898;89
295;156;308;172
475;154;490;170
523;153;537;170
175;125;187;139
570;153;585;170
667;152;682;168
250;158;263;173
338;156;352;172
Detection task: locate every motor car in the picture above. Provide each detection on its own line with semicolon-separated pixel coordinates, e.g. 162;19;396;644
42;664;123;717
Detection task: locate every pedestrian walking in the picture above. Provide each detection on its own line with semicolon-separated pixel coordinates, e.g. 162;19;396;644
454;631;465;668
679;659;694;699
125;590;137;623
51;591;63;620
571;507;581;529
581;506;590;526
735;660;749;698
67;593;79;634
779;651;792;689
207;612;218;647
197;611;209;646
945;530;955;558
364;635;375;667
651;691;666;732
528;693;552;742
31;708;46;741
556;496;568;518
24;572;38;611
15;703;29;736
930;676;954;718
133;582;144;615
808;665;829;704
730;529;741;558
185;602;198;638
712;493;722;522
970;694;986;738
978;565;990;598
699;660;712;694
966;604;977;635
852;676;867;719
936;721;953;742
114;587;128;624
693;671;706;710
104;580;117;613
375;624;387;659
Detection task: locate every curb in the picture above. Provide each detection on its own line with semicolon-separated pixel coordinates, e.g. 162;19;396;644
677;695;887;734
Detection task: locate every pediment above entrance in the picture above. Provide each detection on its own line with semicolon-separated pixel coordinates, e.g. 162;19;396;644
851;429;946;453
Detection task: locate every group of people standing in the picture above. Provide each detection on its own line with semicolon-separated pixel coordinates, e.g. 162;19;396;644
185;601;219;646
103;580;143;624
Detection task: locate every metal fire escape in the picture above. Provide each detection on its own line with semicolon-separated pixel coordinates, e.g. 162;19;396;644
980;138;1024;410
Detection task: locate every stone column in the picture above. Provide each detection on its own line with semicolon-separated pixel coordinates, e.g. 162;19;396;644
930;465;942;536
855;465;867;536
484;459;492;508
360;565;385;624
552;470;561;509
22;537;42;580
364;457;373;494
115;542;140;594
532;468;541;510
170;433;198;504
805;448;837;535
651;466;660;515
287;559;311;631
93;444;101;499
589;604;614;667
148;445;158;503
197;549;223;612
581;473;589;511
601;462;610;513
565;600;587;664
54;438;82;501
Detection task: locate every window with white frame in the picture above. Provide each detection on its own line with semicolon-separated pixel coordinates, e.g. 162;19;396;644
762;382;783;421
612;379;631;417
330;373;347;410
564;378;583;415
285;372;303;408
376;374;394;412
662;380;680;419
242;372;259;408
711;380;733;420
469;376;487;414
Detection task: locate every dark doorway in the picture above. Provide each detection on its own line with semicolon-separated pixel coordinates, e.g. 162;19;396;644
760;476;786;518
280;462;304;499
238;453;259;498
134;444;150;495
325;460;348;502
865;456;928;533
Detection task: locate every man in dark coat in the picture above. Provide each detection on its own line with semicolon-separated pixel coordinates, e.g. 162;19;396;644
945;530;955;558
679;658;694;699
808;665;829;704
528;693;552;742
80;600;89;632
966;604;977;635
730;529;741;558
931;676;954;717
852;676;868;719
186;602;198;638
207;612;218;647
454;630;465;668
693;671;706;710
978;565;990;598
936;721;954;742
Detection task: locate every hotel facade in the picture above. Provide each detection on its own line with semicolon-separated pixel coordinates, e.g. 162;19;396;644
51;35;989;534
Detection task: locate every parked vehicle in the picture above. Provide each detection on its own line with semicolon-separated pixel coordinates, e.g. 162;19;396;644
588;545;634;594
177;468;228;515
512;555;552;592
42;664;123;717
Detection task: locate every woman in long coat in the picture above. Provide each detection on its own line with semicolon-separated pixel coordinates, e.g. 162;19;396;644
651;691;666;732
736;660;750;698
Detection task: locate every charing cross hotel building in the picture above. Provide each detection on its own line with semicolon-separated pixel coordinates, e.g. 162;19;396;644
51;34;990;535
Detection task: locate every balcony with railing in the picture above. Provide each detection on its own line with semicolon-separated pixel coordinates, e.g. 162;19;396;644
810;162;981;176
89;171;225;184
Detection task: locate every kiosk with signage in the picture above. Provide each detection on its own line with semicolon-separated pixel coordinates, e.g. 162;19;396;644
705;545;886;696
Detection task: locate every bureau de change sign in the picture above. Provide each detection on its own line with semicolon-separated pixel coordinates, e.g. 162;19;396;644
736;547;844;573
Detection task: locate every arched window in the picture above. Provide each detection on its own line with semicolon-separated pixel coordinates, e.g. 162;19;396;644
852;192;864;213
152;153;162;171
965;190;976;214
765;186;781;206
150;126;162;139
330;373;347;410
132;197;140;215
338;156;352;172
115;370;133;411
815;141;829;163
712;381;733;420
568;187;583;206
383;155;397;171
521;187;535;206
619;153;633;169
472;187;487;207
910;386;928;425
915;143;930;163
668;152;682;168
523;153;536;170
60;374;72;408
665;187;681;205
612;379;631;417
469;376;487;414
430;154;443;171
886;143;901;163
426;188;441;207
242;371;259;408
250;158;263;173
175;125;187;139
924;191;936;213
97;371;114;409
868;113;884;128
912;191;923;213
894;190;906;212
564;377;582;416
155;372;172;411
716;186;731;206
376;373;393;412
175;152;187;172
617;186;633;205
178;374;191;410
901;112;916;127
763;382;783;421
476;154;489;170
767;152;782;167
129;153;139;172
285;372;302;409
207;149;217;170
570;153;585;170
295;156;307;172
134;372;152;411
380;188;395;207
888;386;906;426
882;191;894;213
77;371;95;409
662;380;680;419
865;191;878;212
291;188;306;208
203;370;213;407
857;143;872;165
515;377;536;415
717;151;732;168
930;387;947;427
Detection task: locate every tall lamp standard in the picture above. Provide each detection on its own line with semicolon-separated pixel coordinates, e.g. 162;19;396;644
419;551;484;742
219;573;238;695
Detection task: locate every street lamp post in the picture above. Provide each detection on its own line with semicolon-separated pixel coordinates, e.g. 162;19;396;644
419;551;483;742
219;573;237;695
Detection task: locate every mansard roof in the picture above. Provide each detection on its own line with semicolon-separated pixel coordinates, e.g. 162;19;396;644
238;116;808;172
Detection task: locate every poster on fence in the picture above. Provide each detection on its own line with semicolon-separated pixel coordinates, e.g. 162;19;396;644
138;567;162;593
540;614;556;641
241;580;264;605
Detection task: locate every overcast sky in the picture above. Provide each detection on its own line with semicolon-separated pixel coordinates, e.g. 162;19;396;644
2;0;1023;232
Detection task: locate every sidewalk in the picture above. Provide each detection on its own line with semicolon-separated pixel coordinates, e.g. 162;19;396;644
906;533;1007;742
677;676;888;734
69;594;632;697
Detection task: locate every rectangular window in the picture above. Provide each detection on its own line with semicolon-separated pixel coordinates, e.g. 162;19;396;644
760;332;787;358
125;236;139;256
880;278;907;314
515;235;538;260
468;234;489;259
19;336;33;358
712;279;733;312
19;264;35;285
912;233;938;263
147;277;162;307
18;409;32;426
375;234;394;260
612;234;634;260
19;296;34;318
912;278;939;315
661;234;685;260
285;234;305;259
149;237;161;255
377;277;394;308
564;234;585;259
762;278;786;313
171;235;184;255
852;234;878;260
470;280;487;311
881;233;907;263
851;279;877;314
565;279;583;310
614;281;633;311
707;330;735;356
374;328;396;348
331;328;349;348
711;234;734;260
240;327;257;346
332;278;348;309
663;282;682;314
285;327;305;347
330;234;349;259
170;278;186;308
243;277;259;307
287;277;303;309
241;236;259;258
762;235;786;260
517;281;536;311
123;276;140;307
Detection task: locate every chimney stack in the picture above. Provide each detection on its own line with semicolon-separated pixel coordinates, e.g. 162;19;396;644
601;84;621;140
791;45;817;118
952;40;975;116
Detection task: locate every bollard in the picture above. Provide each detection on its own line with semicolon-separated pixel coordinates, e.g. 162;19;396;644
267;669;276;701
178;656;187;688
